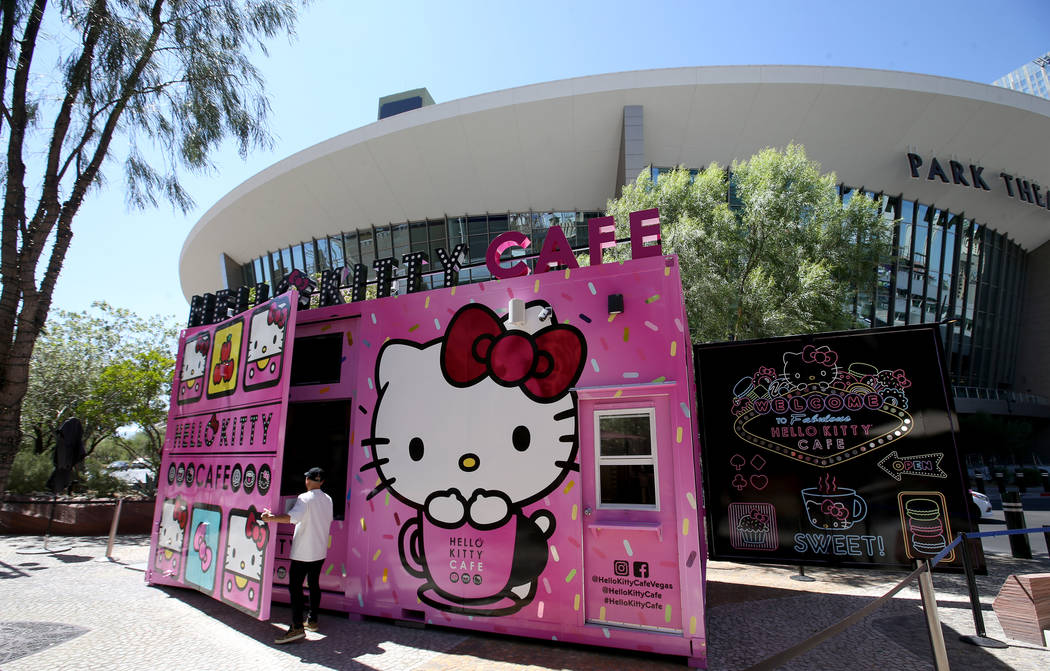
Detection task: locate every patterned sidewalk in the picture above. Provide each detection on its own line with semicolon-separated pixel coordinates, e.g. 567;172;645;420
1;534;1048;670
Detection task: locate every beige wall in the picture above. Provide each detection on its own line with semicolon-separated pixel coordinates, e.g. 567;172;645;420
1015;239;1050;399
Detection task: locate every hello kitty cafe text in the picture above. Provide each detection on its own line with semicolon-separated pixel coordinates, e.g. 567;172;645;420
148;207;710;668
183;209;662;327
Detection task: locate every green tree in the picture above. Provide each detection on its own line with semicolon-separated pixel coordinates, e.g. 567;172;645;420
19;302;177;486
0;0;305;491
603;144;891;343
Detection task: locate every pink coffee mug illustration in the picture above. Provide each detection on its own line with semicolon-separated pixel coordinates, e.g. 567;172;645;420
801;475;867;530
364;302;584;617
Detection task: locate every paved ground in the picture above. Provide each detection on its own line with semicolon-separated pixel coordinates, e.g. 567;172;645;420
1;530;1048;670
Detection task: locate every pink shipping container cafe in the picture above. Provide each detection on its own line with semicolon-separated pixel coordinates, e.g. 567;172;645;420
147;211;709;667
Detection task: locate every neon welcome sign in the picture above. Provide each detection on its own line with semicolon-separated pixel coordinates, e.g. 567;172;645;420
187;209;661;327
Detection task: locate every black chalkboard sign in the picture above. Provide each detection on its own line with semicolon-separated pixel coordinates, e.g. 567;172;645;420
695;325;974;569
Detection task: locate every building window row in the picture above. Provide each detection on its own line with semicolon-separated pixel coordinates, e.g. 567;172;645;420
239;210;603;295
239;184;1025;393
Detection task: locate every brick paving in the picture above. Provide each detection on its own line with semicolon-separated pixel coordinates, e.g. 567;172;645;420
1;534;1048;670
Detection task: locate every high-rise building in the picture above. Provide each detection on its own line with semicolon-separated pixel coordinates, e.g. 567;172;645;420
993;52;1050;99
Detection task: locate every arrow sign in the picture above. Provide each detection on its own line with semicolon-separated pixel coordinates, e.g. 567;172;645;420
877;450;947;481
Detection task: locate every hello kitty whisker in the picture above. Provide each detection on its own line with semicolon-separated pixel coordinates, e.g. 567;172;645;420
554;460;579;472
366;478;396;501
359;458;389;472
558;434;575;443
553;409;575;421
361;437;390;447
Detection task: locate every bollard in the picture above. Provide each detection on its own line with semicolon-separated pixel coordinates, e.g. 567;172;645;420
975;474;986;495
1040;470;1049;493
1002;491;1032;559
994;471;1005;494
1015;470;1026;494
1045;526;1050;560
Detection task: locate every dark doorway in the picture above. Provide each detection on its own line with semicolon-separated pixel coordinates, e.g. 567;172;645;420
280;400;350;519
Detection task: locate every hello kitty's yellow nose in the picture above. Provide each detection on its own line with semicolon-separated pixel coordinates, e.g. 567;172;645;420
459;453;480;472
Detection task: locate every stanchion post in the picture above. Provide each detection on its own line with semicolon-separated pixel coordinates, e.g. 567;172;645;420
957;532;1008;648
790;565;815;582
1015;469;1026;494
1002;491;1032;559
975;474;986;495
1044;526;1050;561
916;560;950;671
1040;470;1050;493
994;471;1005;494
105;498;123;560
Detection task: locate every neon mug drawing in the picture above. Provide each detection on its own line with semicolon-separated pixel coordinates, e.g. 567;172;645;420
801;487;868;530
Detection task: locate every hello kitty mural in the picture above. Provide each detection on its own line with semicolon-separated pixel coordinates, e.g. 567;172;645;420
221;506;270;615
243;297;290;391
365;301;585;616
177;333;209;404
155;496;189;576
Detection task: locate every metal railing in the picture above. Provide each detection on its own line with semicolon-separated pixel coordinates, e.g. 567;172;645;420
953;386;1049;406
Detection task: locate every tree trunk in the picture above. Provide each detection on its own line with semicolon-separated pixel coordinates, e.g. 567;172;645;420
0;400;23;491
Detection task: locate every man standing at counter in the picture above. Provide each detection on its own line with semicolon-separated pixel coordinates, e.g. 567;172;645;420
262;467;334;644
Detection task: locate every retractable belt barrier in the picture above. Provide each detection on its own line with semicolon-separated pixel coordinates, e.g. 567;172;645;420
741;526;1050;671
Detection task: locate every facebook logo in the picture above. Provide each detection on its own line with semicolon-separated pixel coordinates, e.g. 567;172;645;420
633;561;649;578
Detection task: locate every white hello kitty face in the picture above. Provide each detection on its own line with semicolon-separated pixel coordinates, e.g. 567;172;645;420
369;342;578;508
247;308;285;363
181;342;207;381
224;514;264;581
159;499;185;551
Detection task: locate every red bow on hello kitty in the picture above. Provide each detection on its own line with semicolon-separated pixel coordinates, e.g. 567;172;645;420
267;301;289;329
441;304;585;402
172;500;188;529
194;334;210;355
244;509;269;550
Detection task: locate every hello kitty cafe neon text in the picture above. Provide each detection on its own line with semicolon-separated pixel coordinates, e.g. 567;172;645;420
486;208;662;279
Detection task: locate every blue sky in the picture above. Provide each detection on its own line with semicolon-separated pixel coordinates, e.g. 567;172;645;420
49;0;1049;324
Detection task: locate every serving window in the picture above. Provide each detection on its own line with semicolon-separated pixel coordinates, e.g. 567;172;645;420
594;408;659;510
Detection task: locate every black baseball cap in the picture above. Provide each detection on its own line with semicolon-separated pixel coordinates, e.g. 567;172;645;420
304;467;325;481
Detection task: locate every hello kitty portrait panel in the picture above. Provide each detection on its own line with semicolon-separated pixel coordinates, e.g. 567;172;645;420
346;254;706;658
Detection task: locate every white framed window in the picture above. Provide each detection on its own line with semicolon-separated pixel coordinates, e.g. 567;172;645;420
594;408;659;510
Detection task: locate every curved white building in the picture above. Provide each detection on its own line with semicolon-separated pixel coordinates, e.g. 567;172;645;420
180;65;1050;429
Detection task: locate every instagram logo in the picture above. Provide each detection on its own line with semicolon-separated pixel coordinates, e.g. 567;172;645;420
613;560;629;576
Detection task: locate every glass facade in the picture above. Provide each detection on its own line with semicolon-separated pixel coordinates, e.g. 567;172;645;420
847;190;1027;391
993;53;1050;100
239;185;1026;393
240;210;601;296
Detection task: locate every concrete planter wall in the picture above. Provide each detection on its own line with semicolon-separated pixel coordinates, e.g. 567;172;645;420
0;495;154;535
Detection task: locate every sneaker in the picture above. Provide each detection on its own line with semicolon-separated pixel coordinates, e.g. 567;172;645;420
304;620;319;632
274;626;305;644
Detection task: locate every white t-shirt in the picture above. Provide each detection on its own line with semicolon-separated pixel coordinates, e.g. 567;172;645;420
287;488;334;562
